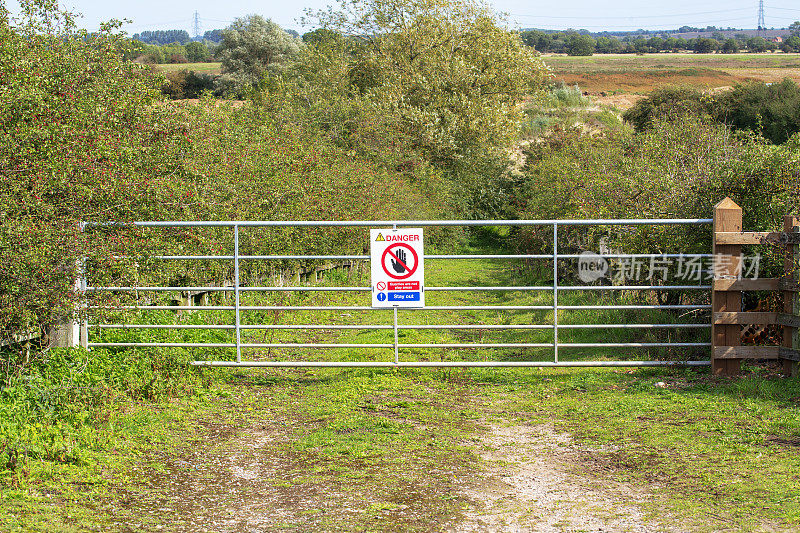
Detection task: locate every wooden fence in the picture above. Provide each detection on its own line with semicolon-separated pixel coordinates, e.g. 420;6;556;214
712;198;800;376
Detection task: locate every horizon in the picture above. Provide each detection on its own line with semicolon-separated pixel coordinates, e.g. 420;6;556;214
7;1;799;37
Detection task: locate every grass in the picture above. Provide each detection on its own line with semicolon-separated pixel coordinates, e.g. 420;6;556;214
522;83;624;137
155;62;222;75
2;229;800;530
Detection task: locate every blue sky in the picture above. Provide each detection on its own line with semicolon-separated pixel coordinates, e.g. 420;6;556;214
20;1;800;35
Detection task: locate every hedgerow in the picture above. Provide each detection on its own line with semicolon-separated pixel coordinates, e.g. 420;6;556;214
0;0;445;355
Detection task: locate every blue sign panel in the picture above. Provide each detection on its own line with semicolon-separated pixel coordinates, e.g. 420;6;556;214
388;292;421;302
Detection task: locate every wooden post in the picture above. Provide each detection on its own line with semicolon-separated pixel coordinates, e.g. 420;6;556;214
781;215;799;377
712;198;743;376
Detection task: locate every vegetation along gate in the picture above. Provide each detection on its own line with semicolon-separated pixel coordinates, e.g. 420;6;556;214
77;199;800;375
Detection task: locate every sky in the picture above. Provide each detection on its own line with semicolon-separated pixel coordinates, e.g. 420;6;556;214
15;1;800;35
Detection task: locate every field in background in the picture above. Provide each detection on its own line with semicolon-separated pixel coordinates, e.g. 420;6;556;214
149;55;800;111
545;53;800;100
155;62;222;75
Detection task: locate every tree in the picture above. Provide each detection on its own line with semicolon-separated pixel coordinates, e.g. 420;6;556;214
567;34;594;56
185;41;210;62
1;0;195;343
790;21;800;37
203;29;223;42
721;39;739;53
132;29;190;45
302;0;547;165
713;79;800;144
622;86;706;131
693;37;718;53
595;36;621;54
216;15;302;96
747;36;768;52
646;36;664;52
781;35;800;53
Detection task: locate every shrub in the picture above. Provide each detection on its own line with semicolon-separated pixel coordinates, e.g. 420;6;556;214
0;0;195;348
713;79;800;145
514;116;800;272
622;86;707;132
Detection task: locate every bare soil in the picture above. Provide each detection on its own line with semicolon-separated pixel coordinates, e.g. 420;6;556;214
453;424;674;533
113;415;680;531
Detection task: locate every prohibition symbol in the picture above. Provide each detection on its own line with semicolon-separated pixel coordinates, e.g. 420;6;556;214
381;243;419;280
376;281;386;291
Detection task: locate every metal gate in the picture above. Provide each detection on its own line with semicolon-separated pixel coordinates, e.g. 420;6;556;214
82;218;714;367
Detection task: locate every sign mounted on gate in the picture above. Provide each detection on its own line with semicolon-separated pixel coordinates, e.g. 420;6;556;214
371;229;424;308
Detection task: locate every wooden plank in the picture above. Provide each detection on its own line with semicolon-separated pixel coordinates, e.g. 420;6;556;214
714;346;780;359
779;278;800;292
716;232;800;245
714;312;779;325
712;198;743;376
779;348;800;362
713;278;779;291
778;314;800;329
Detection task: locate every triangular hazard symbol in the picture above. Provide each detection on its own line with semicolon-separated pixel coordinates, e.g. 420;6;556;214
375;233;385;241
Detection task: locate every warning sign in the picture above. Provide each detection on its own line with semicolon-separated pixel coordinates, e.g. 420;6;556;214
371;228;424;308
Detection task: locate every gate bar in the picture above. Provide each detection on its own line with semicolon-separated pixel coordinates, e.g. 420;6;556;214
91;323;710;330
90;218;713;228
146;253;713;261
85;284;713;292
98;304;711;311
190;361;712;367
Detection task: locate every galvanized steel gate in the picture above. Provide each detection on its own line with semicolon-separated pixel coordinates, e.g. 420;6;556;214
83;219;714;368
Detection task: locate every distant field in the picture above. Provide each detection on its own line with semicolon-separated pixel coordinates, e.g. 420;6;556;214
544;53;800;94
156;62;222;75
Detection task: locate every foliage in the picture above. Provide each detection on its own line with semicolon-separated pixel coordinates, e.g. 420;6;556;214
623;80;800;145
781;35;800;53
161;69;216;99
567;35;594;56
0;0;196;347
215;15;302;97
0;0;441;355
303;0;548;168
184;41;210;62
714;79;800;145
720;38;739;53
203;29;224;43
692;37;718;53
622;86;708;132
132;29;190;45
513;116;799;273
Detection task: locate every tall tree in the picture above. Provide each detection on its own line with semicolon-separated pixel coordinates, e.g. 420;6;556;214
302;0;547;165
216;15;302;96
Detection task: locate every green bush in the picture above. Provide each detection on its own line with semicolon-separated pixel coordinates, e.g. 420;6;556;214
714;79;800;145
624;80;800;145
622;86;707;132
0;0;195;347
514;115;799;274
